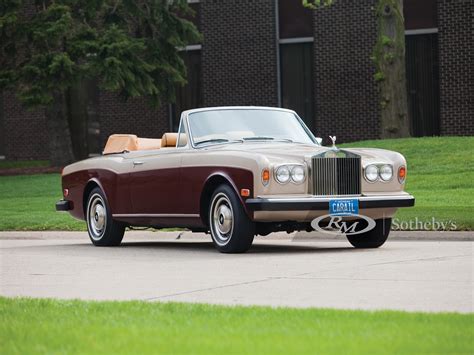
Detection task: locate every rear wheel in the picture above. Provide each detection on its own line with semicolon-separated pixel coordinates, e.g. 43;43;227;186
209;184;255;253
346;218;391;248
86;187;125;246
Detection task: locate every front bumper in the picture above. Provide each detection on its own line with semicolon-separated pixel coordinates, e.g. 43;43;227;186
56;200;72;211
246;194;415;211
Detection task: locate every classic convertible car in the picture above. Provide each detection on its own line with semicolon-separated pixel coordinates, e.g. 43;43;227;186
56;106;414;253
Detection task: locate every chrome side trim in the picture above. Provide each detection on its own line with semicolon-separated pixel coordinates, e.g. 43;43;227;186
112;213;200;218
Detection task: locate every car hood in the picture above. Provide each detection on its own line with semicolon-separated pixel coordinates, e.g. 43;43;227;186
203;142;400;164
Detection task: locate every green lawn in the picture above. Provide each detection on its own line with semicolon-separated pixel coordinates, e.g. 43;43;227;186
0;136;473;230
0;173;85;231
341;136;474;230
1;297;472;354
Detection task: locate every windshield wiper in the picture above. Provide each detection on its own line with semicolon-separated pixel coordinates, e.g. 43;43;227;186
195;138;229;146
274;138;294;143
195;138;243;146
242;136;294;143
242;136;275;141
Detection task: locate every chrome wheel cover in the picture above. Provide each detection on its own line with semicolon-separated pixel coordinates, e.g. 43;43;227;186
210;193;234;246
87;193;107;240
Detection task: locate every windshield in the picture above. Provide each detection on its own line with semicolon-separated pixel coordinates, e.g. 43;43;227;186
188;109;316;147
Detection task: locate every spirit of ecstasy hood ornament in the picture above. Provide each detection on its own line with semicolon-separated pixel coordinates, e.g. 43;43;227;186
329;135;337;150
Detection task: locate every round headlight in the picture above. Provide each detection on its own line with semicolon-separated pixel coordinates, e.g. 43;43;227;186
275;166;290;184
379;164;393;181
365;164;379;182
291;166;305;184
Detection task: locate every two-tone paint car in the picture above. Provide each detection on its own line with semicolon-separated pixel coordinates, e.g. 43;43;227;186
56;106;414;253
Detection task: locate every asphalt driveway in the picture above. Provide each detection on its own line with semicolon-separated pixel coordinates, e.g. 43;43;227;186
0;231;472;313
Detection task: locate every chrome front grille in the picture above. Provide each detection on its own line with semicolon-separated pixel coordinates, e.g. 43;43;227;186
312;156;361;196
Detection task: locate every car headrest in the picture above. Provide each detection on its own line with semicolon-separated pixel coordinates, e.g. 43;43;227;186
103;134;138;154
161;133;179;147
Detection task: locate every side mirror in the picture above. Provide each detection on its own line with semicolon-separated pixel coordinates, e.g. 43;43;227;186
315;137;323;145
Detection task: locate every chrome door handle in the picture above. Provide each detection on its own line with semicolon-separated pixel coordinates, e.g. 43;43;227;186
133;161;144;166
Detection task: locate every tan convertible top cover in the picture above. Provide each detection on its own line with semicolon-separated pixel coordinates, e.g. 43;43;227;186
103;133;180;154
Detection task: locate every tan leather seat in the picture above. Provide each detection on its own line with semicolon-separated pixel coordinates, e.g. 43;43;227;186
137;138;162;151
103;134;138;154
161;133;179;147
103;134;162;154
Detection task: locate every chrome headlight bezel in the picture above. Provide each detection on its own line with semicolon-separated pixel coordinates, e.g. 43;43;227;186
290;165;306;184
275;165;291;184
364;163;394;183
379;164;393;181
274;164;306;185
364;164;379;182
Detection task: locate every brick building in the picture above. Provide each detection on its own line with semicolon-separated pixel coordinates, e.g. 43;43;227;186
0;0;472;160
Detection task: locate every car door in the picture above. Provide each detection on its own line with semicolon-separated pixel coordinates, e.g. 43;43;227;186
127;150;183;214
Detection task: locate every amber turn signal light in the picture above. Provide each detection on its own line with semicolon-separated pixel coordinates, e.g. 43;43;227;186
398;166;406;184
262;168;270;186
240;189;250;197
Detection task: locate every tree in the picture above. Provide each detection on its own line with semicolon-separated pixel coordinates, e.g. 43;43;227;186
303;0;410;138
0;0;200;166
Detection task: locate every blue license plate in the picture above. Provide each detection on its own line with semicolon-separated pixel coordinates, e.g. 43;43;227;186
329;199;359;216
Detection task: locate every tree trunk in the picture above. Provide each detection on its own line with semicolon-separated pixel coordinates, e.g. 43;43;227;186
374;0;410;138
67;80;90;160
44;91;75;167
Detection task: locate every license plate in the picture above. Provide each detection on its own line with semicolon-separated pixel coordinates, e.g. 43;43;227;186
329;199;359;216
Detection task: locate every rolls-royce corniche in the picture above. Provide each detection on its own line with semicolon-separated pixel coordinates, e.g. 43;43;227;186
56;106;415;253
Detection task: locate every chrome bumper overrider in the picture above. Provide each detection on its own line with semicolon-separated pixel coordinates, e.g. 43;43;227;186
245;195;415;211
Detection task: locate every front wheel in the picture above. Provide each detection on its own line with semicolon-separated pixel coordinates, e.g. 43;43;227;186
346;218;392;248
209;184;255;253
86;187;125;246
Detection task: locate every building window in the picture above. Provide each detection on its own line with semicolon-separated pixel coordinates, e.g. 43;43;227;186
278;0;313;39
280;42;314;131
171;48;203;132
404;0;437;30
405;33;440;136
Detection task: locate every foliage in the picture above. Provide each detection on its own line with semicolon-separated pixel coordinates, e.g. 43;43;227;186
0;0;20;87
0;137;473;231
0;0;201;108
302;0;333;8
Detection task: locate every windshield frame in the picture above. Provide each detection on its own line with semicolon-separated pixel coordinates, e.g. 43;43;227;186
184;107;318;149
